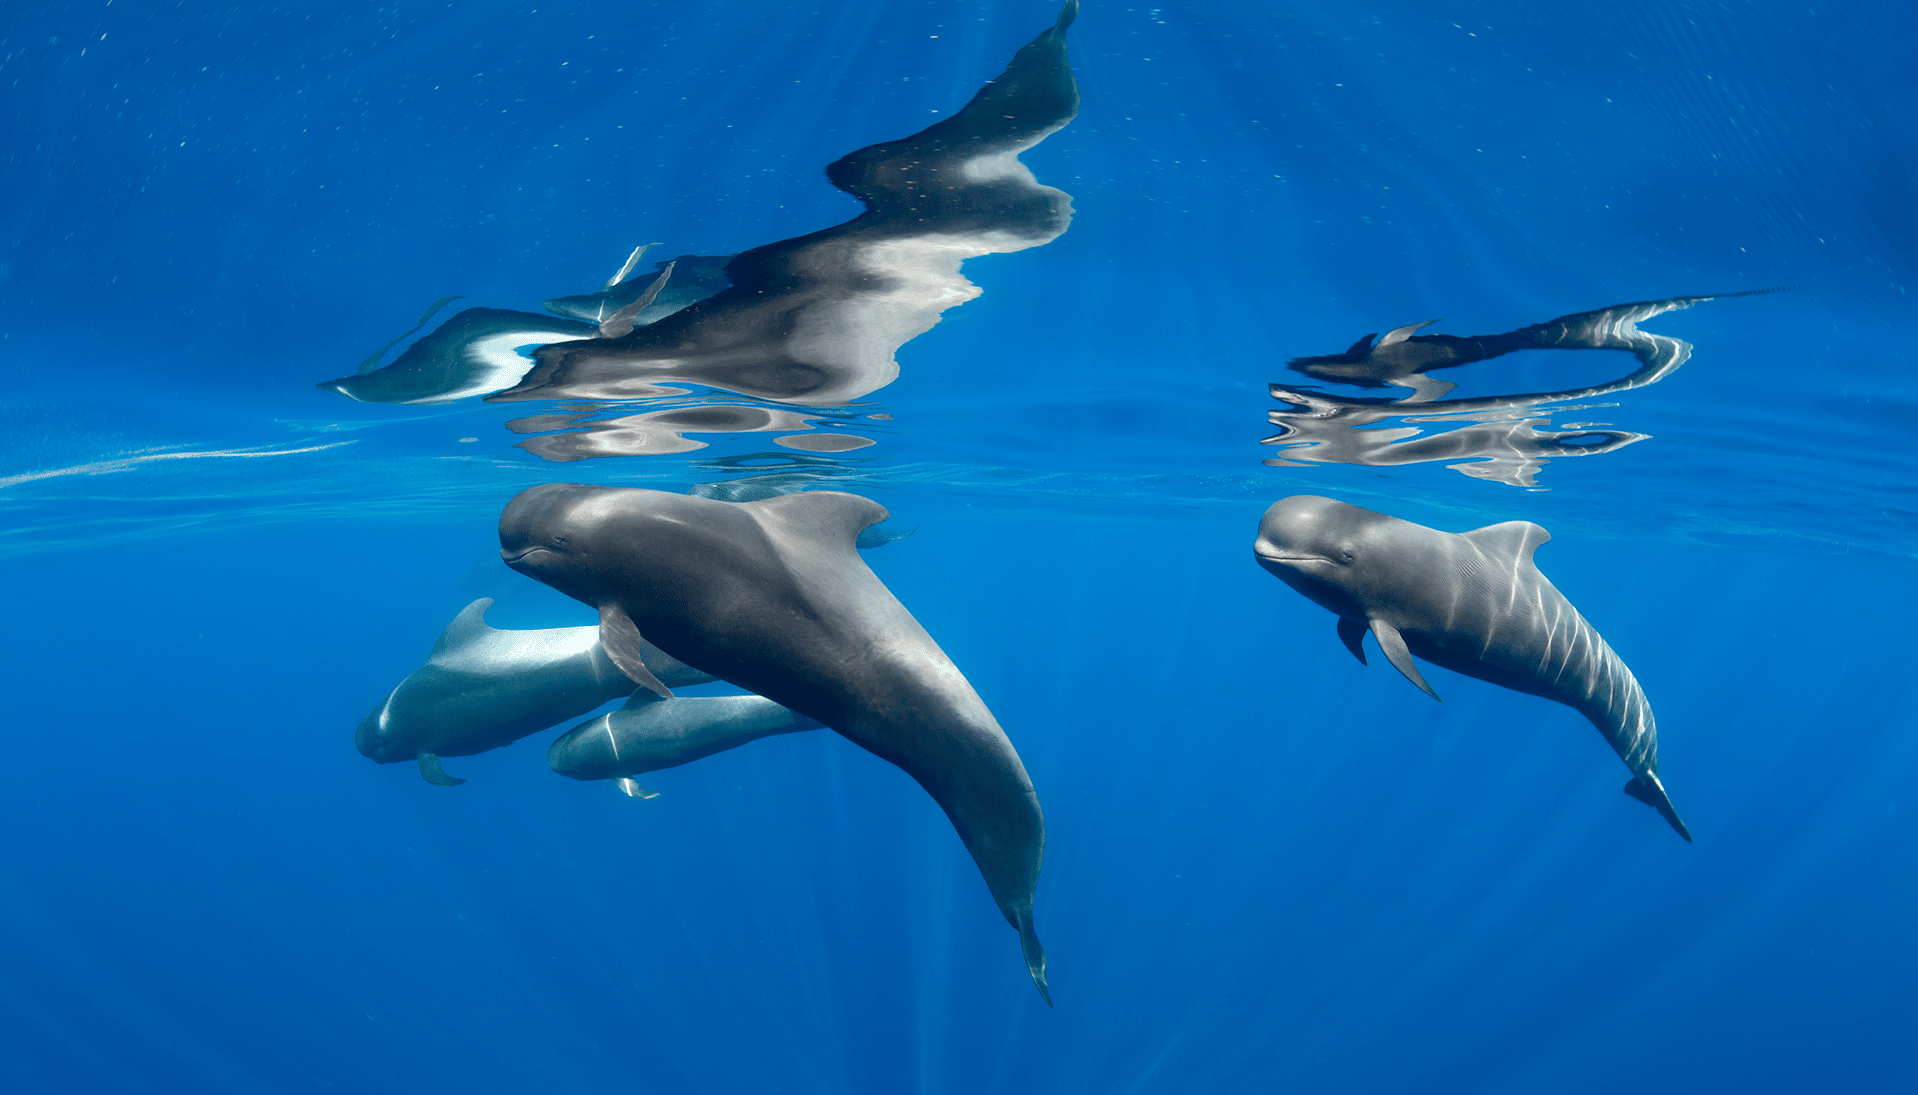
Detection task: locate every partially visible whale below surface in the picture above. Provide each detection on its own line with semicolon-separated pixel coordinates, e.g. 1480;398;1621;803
548;690;825;798
355;598;716;785
1253;496;1691;841
498;483;1052;1002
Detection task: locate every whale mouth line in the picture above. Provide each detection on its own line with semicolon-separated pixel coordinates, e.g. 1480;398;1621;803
500;547;552;565
1257;551;1335;565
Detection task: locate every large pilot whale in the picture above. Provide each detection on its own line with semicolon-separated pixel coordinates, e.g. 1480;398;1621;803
548;690;826;799
498;483;1052;1002
355;598;716;785
1253;495;1691;841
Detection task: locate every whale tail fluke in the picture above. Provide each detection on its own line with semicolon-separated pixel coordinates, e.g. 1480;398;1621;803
1624;772;1692;842
1014;908;1052;1007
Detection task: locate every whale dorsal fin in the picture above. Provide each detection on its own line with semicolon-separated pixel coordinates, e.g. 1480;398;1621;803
1370;619;1440;701
748;490;890;549
1462;520;1551;563
429;598;497;658
599;603;675;699
1376;319;1440;347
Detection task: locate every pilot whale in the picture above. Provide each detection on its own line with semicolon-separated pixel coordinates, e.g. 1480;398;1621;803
1253;495;1691;841
498;483;1052;1002
548;690;826;798
355;598;716;785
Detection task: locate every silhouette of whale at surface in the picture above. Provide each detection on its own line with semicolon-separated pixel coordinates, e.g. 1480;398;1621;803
486;0;1082;407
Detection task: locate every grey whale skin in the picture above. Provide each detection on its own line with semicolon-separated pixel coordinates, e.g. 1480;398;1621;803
548;690;826;798
355;598;716;785
488;0;1081;406
1253;496;1691;841
498;483;1051;1002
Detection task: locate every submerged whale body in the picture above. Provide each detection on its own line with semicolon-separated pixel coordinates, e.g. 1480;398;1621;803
488;0;1083;406
548;690;826;798
1253;495;1691;841
498;483;1052;1002
355;598;715;785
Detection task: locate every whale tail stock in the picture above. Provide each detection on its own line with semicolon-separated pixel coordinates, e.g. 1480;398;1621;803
1012;906;1053;1007
1624;772;1692;842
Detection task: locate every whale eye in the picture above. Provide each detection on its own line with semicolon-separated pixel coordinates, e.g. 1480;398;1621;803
1339;549;1355;563
552;535;569;546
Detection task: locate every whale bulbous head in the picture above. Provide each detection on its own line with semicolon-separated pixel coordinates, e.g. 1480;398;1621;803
498;482;625;600
1254;495;1395;614
354;694;416;764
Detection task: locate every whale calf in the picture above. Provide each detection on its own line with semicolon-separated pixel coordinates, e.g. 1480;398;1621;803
1253;495;1691;841
355;598;716;785
498;483;1051;1002
548;690;826;798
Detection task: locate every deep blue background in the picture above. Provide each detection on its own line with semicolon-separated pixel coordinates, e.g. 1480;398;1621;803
3;1;1915;1092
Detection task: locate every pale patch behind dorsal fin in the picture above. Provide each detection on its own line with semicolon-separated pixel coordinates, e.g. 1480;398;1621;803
1462;520;1552;564
1370;618;1440;701
746;490;891;550
429;598;497;658
1375;319;1440;347
599;603;674;699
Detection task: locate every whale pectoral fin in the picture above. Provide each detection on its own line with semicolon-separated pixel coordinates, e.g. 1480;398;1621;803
416;752;467;786
616;777;660;800
1337;617;1369;665
599;604;675;699
1369;619;1440;701
1015;908;1052;1008
1623;773;1693;843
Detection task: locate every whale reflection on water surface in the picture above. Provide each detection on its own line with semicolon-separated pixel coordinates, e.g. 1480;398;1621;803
1264;291;1769;489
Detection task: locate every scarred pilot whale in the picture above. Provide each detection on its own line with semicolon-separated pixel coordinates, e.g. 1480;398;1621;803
498;483;1052;1002
355;598;716;785
1253;495;1691;841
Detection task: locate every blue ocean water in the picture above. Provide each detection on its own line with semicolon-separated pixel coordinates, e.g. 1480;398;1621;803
3;1;1914;1091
